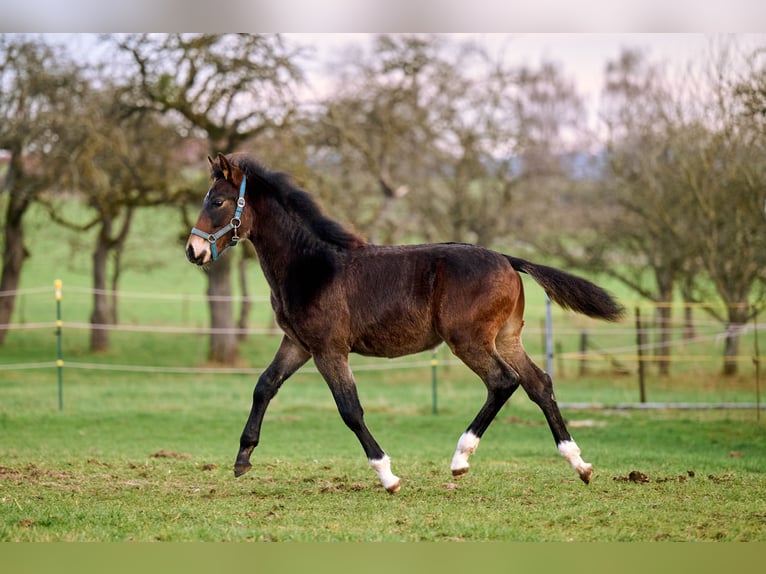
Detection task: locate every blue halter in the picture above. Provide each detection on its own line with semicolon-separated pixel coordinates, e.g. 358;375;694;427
190;176;247;261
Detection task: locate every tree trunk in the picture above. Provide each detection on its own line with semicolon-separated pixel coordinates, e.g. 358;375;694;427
654;271;674;376
683;304;695;341
90;220;112;352
108;206;134;326
207;255;239;364
655;304;672;376
0;188;29;345
237;248;253;342
723;303;749;376
723;328;740;376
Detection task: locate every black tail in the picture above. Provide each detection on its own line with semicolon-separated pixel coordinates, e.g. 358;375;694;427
506;256;624;322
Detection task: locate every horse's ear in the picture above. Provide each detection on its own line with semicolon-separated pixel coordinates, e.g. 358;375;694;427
217;152;232;182
207;155;215;170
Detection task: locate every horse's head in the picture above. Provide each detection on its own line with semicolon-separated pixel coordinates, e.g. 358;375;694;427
186;153;249;266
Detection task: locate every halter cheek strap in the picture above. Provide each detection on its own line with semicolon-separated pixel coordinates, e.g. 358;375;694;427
190;175;247;261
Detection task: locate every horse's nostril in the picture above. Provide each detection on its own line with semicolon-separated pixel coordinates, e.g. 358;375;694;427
187;244;204;265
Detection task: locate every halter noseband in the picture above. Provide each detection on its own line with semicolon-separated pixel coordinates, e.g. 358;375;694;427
190;176;247;261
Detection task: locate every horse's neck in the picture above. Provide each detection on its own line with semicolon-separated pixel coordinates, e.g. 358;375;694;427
250;200;339;289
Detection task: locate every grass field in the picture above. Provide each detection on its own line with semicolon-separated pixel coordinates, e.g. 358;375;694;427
1;368;765;541
1;200;765;542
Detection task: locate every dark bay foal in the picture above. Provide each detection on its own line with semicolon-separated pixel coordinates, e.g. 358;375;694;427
186;153;623;493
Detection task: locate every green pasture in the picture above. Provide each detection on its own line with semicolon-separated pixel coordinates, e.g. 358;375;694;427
1;369;765;541
1;199;765;541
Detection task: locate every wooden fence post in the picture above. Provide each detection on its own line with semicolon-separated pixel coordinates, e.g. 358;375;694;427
55;279;64;411
636;306;647;403
754;305;761;422
579;331;588;376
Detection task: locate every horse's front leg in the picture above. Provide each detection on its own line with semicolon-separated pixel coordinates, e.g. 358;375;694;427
313;353;401;494
235;335;310;477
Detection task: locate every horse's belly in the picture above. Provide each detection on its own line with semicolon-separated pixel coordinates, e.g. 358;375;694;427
350;325;442;358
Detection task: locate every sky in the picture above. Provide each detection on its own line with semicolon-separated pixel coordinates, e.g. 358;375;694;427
3;1;766;33
3;0;765;107
46;32;765;107
27;31;766;144
18;32;766;122
289;33;739;101
285;33;766;136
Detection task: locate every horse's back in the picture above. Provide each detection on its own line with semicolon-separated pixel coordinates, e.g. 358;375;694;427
345;243;522;357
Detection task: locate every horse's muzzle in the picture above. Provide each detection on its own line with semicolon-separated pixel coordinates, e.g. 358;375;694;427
186;241;208;266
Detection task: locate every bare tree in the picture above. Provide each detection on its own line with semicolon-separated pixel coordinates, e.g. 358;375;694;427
671;44;766;373
732;45;766;132
110;33;304;363
309;35;586;250
0;36;86;344
41;86;184;351
418;40;524;246
600;49;688;374
307;35;440;244
544;44;766;376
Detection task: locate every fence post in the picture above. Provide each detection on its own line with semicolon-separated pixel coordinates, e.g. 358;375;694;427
635;306;647;404
555;341;564;378
545;295;554;379
754;305;761;422
579;331;588;376
431;346;438;415
55;279;63;411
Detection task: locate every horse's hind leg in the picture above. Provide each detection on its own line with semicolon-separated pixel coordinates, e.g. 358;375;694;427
313;353;401;494
235;335;311;477
448;341;521;478
510;347;594;484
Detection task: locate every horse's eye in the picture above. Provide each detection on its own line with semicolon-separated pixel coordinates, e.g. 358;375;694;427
212;199;224;208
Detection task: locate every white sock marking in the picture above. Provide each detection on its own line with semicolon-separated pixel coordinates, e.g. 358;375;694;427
369;455;400;492
557;439;592;475
451;431;480;474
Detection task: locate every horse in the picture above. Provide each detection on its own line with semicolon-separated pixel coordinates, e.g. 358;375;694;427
186;152;624;494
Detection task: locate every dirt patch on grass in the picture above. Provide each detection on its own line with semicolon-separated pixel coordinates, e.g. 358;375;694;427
612;469;722;483
0;463;83;495
0;464;74;483
317;478;366;493
149;450;192;459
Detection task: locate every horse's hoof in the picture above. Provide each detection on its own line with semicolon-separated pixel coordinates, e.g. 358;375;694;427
451;466;469;478
578;463;593;484
234;461;252;477
386;480;401;494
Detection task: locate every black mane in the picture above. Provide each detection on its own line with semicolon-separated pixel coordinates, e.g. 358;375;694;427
231;155;366;250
